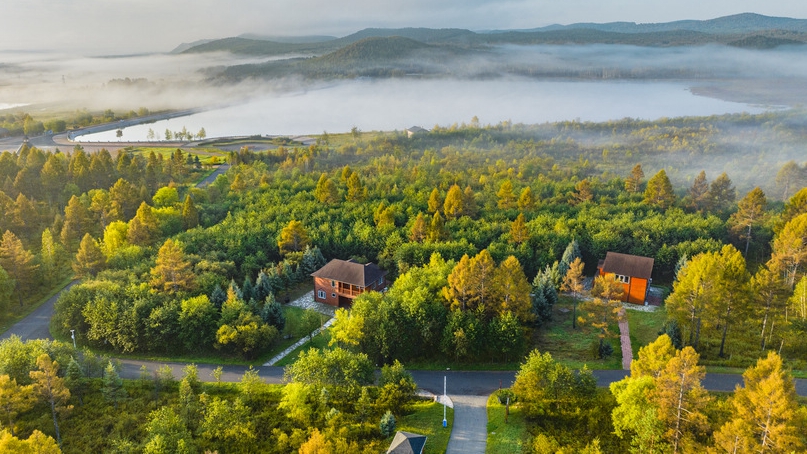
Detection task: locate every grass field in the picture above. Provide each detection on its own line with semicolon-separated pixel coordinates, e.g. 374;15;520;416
534;297;622;370
396;399;454;454
625;307;667;359
486;392;529;454
274;327;333;367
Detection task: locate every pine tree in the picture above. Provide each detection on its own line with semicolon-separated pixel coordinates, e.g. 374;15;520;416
728;187;768;257
769;212;807;288
29;354;71;447
643;169;676;209
150;239;196;293
713;352;804;453
72;233;106;278
572;178;593;204
494;256;533;322
625;163;645;193
60;195;91;250
102;361;127;409
462;185;478;218
181;195;199;229
497;180;516;209
277;220;311;255
210;284;227;309
428;211;445;242
687;170;710;212
518;186;535;210
379;410;396;437
443;254;473;311
410;213;427;243
443;184;464;219
561;257;585;329
314;173;338;204
654;347;709;454
707;172;736;212
509;213;529;244
127;202;159;246
345;172;366;202
0;230;38;307
427;188;442;213
559;239;582;278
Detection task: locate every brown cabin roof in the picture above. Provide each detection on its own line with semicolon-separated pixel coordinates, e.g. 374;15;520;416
599;252;654;280
311;259;387;287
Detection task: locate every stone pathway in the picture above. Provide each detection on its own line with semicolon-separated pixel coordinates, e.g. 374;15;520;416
262;290;336;366
446;395;488;454
618;307;632;370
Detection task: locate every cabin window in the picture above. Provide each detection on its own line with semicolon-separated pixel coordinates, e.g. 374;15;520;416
331;280;335;287
378;277;384;286
331;293;336;298
317;290;326;299
616;274;630;284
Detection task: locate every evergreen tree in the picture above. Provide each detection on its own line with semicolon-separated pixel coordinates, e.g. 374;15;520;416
559;239;582;278
410;213;427;243
314;173;338;204
687;170;710;212
625;163;644;193
0;230;38;307
518;186;535;210
707;172;736;212
643;169;676;209
181;194;199;229
497;180;516;209
261;294;285;331
277;220;310;255
428;211;446;242
379;410;396;437
72;233;106;278
60;195;91;250
210;284;227;309
729;187;768;257
509;213;528;245
150;239;196;293
427;188;442;214
443;184;464;219
102;361;127;409
127;202;159;246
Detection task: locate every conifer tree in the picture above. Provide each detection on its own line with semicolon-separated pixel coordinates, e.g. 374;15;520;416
277;220;311;255
102;361;127;409
0;230;38;307
428;211;445;242
497;180;516;209
127;202;159;246
443;184;464;219
494;256;533;322
150;239;196;293
72;233;106;278
518;186;535;210
427;188;442;214
561;257;585;329
181;194;199;229
410;213;427;243
314;173;338;204
0;374;35;437
29;354;71;447
643;169;676;209
625;163;644;193
509;213;528;245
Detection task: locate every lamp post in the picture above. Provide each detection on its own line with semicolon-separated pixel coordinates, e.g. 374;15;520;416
442;372;448;428
70;329;76;349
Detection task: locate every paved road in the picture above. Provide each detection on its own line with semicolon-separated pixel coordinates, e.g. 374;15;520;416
0;280;80;342
446;395;488;454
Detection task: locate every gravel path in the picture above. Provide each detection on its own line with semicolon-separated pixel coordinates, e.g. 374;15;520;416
618;307;633;370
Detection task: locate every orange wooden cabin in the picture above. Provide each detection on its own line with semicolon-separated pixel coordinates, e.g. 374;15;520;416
311;259;388;307
597;252;654;304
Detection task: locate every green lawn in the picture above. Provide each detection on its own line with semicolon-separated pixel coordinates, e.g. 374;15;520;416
274;327;333;367
534;297;622;370
396;399;454;454
625;308;667;359
487;393;528;454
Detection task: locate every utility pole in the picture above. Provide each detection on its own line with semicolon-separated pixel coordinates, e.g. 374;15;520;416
442;375;447;428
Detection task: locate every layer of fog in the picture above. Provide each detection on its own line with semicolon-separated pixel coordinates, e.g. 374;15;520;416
76;77;765;141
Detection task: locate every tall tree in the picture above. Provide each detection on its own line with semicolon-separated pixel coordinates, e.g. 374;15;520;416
443;254;473;312
769;212;807;288
314;173;338;204
0;230;38;307
707;172;736;212
493;255;533;322
752;266;788;351
518;186;536;210
572;178;593;204
181;195;199;230
427;188;442;214
561;257;585;329
101;361;127;409
345;172;366;202
625;163;645;193
72;233;106;278
728;187;768;257
497;180;516;209
687;170;710;212
467;249;497;315
127;202;159;246
713;352;804;453
653;346;709;454
150;239;196;293
60;195;91;250
643;169;676;209
775;160;805;202
509;213;528;245
277;220;311;255
29;354;71;447
580;276;625;358
409;213;427;243
443;184;464;219
428;211;446;242
0;374;35;437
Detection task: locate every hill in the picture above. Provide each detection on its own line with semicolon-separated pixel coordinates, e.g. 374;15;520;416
183;13;807;56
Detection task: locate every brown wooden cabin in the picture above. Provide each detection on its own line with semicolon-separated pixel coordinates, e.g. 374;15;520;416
597;252;654;304
311;259;388;307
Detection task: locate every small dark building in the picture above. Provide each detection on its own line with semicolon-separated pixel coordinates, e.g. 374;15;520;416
387;431;427;454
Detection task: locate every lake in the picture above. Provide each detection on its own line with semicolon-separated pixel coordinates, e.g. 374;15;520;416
75;78;767;142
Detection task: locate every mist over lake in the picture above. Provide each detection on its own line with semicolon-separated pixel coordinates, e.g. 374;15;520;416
75;77;765;141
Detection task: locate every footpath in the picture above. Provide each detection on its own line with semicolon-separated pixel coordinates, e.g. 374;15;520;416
263;291;336;366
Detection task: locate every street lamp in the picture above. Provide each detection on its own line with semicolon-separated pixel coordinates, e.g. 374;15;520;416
442;368;448;428
70;329;76;349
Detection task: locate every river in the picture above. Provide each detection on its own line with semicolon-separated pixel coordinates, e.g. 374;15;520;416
75;78;767;141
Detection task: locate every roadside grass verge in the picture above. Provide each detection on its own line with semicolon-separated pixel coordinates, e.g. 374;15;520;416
534;297;622;370
0;276;75;336
396;399;454;454
487;392;528;454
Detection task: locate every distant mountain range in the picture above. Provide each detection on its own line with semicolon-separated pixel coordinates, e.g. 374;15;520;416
183;13;807;82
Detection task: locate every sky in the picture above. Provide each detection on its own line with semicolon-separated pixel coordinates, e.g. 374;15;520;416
2;0;807;54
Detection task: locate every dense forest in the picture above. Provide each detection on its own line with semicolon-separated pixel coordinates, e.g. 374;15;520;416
0;108;806;452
